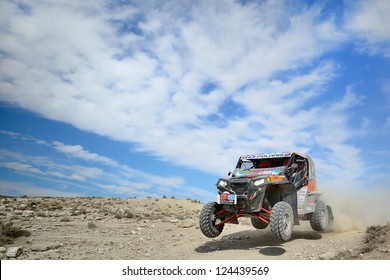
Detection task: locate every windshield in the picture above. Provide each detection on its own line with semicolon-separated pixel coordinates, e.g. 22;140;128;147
233;156;290;177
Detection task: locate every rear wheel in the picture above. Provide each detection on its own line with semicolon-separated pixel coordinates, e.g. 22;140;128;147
310;200;329;231
251;217;269;229
199;202;225;238
270;202;294;241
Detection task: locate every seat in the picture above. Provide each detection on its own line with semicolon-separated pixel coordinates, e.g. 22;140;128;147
258;161;271;168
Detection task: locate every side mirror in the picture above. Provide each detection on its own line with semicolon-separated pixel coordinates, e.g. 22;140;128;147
228;171;232;177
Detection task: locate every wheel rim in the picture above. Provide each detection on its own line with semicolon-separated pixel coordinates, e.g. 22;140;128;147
211;213;222;227
210;213;216;225
283;211;292;233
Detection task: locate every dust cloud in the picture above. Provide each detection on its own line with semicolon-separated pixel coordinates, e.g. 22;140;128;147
321;187;390;232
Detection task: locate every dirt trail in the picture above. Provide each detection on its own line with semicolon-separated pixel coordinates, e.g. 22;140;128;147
0;196;388;260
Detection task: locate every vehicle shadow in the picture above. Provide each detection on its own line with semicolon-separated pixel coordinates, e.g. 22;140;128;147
195;228;323;256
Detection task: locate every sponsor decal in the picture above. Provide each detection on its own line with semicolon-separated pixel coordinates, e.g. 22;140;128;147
297;188;307;209
237;170;250;176
219;192;236;204
308;181;316;192
241;152;291;159
258;170;273;175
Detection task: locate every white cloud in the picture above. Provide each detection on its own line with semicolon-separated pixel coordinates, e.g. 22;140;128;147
0;147;104;182
52;141;117;166
0;133;210;199
0;161;44;175
0;0;372;192
345;0;390;56
0;180;83;197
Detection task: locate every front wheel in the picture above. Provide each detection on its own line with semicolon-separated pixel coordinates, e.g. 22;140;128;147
199;202;225;238
270;201;294;241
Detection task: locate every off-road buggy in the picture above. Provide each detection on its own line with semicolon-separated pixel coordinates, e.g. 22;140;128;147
199;152;334;241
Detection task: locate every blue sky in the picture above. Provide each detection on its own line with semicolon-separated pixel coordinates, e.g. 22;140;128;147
0;0;390;202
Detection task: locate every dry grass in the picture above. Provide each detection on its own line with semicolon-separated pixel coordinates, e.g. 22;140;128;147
87;222;97;229
0;220;31;246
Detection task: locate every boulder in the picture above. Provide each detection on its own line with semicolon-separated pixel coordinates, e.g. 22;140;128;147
6;247;22;258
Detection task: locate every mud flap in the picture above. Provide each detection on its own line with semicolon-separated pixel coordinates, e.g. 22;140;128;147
327;205;334;228
284;192;300;225
278;181;300;225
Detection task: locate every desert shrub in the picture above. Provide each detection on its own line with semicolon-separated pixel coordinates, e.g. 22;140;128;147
87;222;97;229
123;210;135;219
0;220;31;246
362;224;390;253
36;211;48;217
71;207;87;216
99;207;112;216
115;210;135;219
45;201;64;211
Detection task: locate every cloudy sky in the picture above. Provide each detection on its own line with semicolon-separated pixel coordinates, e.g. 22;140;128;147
0;0;389;202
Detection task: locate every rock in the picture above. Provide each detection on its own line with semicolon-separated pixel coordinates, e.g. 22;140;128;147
0;247;6;253
379;248;390;253
177;220;194;228
13;210;23;215
18;204;28;210
6;247;22;258
318;251;337;260
170;219;179;223
22;210;35;217
171;234;183;241
31;242;62;252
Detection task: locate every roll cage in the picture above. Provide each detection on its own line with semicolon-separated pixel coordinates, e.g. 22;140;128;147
233;152;309;190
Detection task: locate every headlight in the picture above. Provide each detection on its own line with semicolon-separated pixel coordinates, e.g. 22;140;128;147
253;178;265;186
217;180;228;188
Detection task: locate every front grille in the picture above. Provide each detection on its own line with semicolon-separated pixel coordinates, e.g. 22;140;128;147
229;181;249;195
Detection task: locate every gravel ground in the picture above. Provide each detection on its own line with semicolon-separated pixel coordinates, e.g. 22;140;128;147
0;196;388;260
